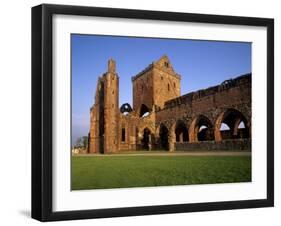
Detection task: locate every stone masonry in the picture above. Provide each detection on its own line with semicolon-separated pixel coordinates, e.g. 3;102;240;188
88;55;251;153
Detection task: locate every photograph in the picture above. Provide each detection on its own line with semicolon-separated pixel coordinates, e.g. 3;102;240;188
71;34;252;190
31;3;274;221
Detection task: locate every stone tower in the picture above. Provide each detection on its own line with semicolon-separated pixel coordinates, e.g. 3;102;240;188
132;55;181;115
88;59;119;153
103;59;119;153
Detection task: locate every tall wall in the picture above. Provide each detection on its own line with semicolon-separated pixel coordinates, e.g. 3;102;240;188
118;110;157;151
156;74;251;124
152;55;181;109
132;65;154;112
103;59;119;153
88;77;104;153
89;56;251;154
155;74;251;149
88;59;119;153
132;55;181;113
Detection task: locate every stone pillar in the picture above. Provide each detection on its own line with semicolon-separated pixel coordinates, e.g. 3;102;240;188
179;133;183;142
233;118;241;136
148;134;152;151
214;116;223;142
214;126;222;142
168;130;176;152
189;119;197;143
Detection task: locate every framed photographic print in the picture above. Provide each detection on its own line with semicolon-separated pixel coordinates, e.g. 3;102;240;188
31;4;274;221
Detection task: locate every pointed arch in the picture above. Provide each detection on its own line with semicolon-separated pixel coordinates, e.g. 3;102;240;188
189;115;214;142
139;104;150;117
215;108;250;141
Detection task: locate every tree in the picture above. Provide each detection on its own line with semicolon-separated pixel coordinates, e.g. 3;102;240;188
75;136;88;149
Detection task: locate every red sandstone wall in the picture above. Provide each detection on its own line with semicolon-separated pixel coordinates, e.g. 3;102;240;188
132;55;181;112
88;78;104;154
103;60;119;153
89;56;251;153
156;74;251;129
132;70;154;112
152;67;180;109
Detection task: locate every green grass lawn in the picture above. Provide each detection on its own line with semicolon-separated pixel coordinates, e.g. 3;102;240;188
71;155;251;190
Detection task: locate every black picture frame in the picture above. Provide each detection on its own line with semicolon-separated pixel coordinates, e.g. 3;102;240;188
32;3;274;222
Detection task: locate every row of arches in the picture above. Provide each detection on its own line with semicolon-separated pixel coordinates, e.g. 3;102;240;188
139;108;250;150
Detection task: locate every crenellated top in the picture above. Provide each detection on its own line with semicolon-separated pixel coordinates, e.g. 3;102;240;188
131;63;154;81
131;55;181;81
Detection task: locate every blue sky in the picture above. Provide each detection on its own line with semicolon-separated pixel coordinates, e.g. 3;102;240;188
71;34;251;145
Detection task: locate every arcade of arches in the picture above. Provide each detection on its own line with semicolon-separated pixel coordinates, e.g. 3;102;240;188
88;56;251;154
123;107;250;152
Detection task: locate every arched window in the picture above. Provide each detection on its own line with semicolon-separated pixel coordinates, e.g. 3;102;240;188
120;103;133;115
139;104;150;117
190;115;214;141
216;108;249;140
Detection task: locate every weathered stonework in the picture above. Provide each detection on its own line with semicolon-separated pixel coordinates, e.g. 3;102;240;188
132;55;181;111
88;55;251;153
175;139;251;151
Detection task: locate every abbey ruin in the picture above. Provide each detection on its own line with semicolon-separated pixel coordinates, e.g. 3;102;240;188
88;55;251;153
